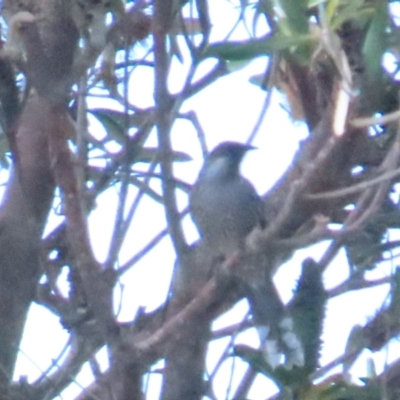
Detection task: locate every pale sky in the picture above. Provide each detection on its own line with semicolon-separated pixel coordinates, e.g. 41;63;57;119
10;1;397;399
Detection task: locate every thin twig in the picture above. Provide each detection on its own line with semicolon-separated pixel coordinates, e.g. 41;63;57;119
105;43;133;268
259;130;338;243
319;116;400;270
328;275;391;298
154;0;187;257
246;57;276;145
309;347;362;381
112;159;159;261
350;109;400;128
117;208;190;277
76;75;88;194
178;111;208;156
305;166;400;201
178;60;228;100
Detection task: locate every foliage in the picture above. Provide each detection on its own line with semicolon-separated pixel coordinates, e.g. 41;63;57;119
0;0;400;399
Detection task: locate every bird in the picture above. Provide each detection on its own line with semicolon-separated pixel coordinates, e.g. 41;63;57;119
189;141;266;260
189;141;289;368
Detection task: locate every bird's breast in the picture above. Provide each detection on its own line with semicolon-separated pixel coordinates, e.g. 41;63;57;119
190;179;262;255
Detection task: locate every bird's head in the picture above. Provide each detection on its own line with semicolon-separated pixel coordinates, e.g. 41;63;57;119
201;141;255;181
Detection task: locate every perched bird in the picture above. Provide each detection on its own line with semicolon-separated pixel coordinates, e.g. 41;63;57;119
190;141;266;260
190;142;289;367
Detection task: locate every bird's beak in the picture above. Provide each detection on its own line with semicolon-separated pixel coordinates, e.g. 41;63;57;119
244;144;257;151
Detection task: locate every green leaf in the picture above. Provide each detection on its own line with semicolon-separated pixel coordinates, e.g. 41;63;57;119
234;345;310;389
279;0;309;35
135;147;192;163
205;33;315;61
129;175;163;203
365;357;377;379
331;2;374;30
233;345;275;376
343;325;365;373
326;0;340;24
90;108;150;144
308;0;328;8
362;1;387;86
226;59;253;73
249;73;267;90
90;109;126;144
